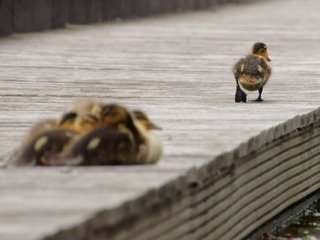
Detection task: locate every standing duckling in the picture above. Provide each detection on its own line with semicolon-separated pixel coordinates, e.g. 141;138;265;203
49;105;162;166
233;42;272;102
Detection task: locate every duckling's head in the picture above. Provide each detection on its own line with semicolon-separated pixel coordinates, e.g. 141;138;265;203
133;110;162;130
68;98;102;118
57;112;78;130
101;104;137;132
73;114;100;133
252;42;271;62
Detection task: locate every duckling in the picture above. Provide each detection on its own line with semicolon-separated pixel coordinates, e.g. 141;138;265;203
133;110;162;130
10;128;78;166
233;42;272;102
49;105;162;166
49;126;136;166
21;112;77;143
21;118;58;145
67;98;102;118
133;110;163;164
72;113;100;133
8;112;79;166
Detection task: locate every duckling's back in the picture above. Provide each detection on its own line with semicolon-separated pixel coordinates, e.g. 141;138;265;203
59;126;136;165
236;55;271;91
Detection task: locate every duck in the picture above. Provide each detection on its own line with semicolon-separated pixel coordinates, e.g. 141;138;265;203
8;112;80;166
100;105;163;164
9;128;78;166
132;110;163;164
48;105;163;166
67;98;102;118
233;42;272;102
72;113;101;133
133;110;162;130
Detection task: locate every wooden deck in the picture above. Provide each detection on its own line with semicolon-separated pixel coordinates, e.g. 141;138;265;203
1;0;320;239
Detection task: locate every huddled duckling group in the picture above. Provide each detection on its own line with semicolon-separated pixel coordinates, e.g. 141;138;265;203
233;42;272;102
8;99;162;166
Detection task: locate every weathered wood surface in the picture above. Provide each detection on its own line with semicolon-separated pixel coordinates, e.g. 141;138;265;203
0;0;254;36
1;0;320;239
0;0;12;36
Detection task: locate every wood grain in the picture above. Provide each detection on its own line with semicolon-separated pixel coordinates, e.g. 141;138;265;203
1;0;320;239
0;0;12;36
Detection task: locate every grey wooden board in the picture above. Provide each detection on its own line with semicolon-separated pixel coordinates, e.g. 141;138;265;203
0;0;320;239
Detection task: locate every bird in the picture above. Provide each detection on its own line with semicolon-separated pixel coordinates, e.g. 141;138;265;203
49;125;136;166
48;105;162;166
233;42;272;102
133;110;163;164
133;110;162;130
72;113;101;133
8;112;80;166
9;128;78;166
100;105;163;164
67;98;102;119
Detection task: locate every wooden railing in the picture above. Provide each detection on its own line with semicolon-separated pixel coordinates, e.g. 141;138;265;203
0;0;246;37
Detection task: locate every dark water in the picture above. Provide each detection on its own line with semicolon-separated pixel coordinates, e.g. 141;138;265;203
264;204;320;240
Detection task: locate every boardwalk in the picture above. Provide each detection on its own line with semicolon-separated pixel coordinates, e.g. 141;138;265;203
0;0;320;239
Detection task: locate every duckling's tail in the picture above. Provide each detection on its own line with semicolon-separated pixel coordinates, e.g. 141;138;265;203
235;85;247;103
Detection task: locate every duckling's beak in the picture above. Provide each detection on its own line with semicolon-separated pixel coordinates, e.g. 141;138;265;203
265;50;271;62
148;122;162;130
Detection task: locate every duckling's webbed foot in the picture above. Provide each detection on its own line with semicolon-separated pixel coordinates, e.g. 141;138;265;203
255;88;264;102
235;85;247;103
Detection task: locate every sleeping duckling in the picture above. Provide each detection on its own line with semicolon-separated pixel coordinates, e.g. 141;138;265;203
20;112;77;144
233;42;272;102
133;110;163;164
72;113;100;133
49;126;136;166
10;128;78;166
133;110;162;130
49;105;162;166
67;98;102;118
8;112;79;166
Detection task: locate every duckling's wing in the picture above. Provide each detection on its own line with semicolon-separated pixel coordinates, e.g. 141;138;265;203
11;129;77;166
243;55;269;77
22;118;57;144
233;58;245;80
62;126;135;165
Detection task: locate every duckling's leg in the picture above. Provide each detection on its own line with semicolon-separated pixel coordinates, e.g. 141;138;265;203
255;87;264;102
235;84;247;103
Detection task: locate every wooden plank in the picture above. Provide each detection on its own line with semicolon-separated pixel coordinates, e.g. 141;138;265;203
195;0;210;9
86;0;101;23
12;0;33;32
68;0;86;24
52;0;69;28
184;0;196;10
0;0;12;36
148;0;174;15
32;0;52;31
132;0;148;17
148;0;161;15
118;0;134;19
0;0;320;239
101;0;118;21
